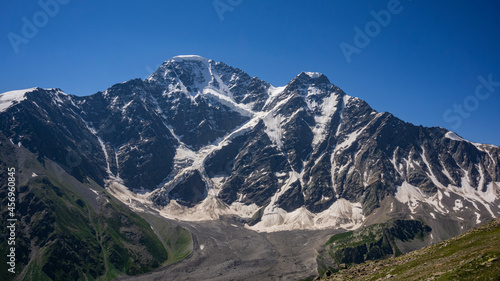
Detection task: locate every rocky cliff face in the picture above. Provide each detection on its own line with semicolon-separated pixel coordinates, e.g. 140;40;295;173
317;219;432;275
1;55;499;237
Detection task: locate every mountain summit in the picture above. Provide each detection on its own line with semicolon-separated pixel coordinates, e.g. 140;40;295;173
1;56;499;238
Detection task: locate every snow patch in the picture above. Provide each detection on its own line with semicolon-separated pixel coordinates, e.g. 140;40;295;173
445;131;465;142
203;87;254;117
421;146;446;189
304;72;322;78
394;182;446;214
475;212;481;224
395;182;425;213
453;199;463;212
334;114;378;152
174;145;197;164
209;176;226;192
171;55;208;62
308;89;340;148
77;114;114;177
0;88;37;112
335;130;361;151
447;177;498;217
445;131;499;150
264;85;286;108
263;112;284;149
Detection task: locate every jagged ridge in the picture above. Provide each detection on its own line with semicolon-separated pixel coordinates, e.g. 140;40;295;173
0;56;499;237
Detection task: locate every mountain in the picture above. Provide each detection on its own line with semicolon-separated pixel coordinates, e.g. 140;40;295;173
1;55;499;269
0;132;192;280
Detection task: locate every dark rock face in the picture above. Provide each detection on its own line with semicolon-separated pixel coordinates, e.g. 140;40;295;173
318;220;432;274
212;61;271;111
1;56;499;234
0;88;108;185
208;121;290;207
276;181;305;212
168;170;206;207
78;79;180;190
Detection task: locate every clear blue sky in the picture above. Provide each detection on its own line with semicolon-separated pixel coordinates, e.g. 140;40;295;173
1;0;499;145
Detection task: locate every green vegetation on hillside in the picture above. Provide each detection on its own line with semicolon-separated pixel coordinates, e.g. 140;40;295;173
0;175;167;281
138;212;192;265
318;219;431;276
324;218;500;280
0;147;192;281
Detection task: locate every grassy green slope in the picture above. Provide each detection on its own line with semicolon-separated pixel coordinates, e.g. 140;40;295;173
0;138;192;281
137;212;192;265
0;174;168;281
324;218;500;281
317;219;431;276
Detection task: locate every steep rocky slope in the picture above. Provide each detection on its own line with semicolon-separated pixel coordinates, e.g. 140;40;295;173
0;134;190;281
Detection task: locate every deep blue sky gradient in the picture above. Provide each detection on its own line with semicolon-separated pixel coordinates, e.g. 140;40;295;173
1;0;499;145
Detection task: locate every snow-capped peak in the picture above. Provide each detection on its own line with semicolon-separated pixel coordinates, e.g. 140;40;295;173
304;72;323;78
0;87;38;112
148;55;213;92
287;72;331;88
170;55;209;63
